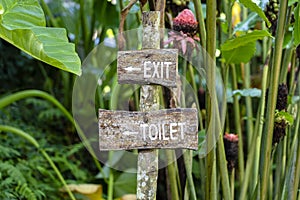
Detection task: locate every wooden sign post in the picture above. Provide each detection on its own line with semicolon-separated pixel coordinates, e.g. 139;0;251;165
99;11;198;199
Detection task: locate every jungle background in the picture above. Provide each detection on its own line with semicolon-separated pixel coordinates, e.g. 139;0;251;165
0;0;299;199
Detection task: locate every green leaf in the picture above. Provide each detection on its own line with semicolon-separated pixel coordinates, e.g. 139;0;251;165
222;30;271;50
114;171;137;197
234;12;260;33
221;30;271;64
222;41;256;64
275;110;294;125
0;0;81;75
289;0;298;6
294;4;300;46
232;88;262;97
239;0;271;27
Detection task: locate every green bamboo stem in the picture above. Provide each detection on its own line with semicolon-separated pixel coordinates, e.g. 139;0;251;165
230;169;235;200
294;143;300;200
274;144;283;200
79;0;90;55
192;0;206;48
217;134;231;200
279;47;293;83
107;169;114;200
211;155;217;200
206;0;217;198
288;49;297;92
39;0;60;27
0;90;107;183
269;169;273;199
259;0;288;198
230;64;244;181
166;150;180;200
0;125;76;200
281;94;300;199
292;81;300;200
239;65;269;200
187;62;204;130
183;150;197;200
243;63;254;150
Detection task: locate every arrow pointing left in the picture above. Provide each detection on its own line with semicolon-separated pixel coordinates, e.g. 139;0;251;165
124;66;142;72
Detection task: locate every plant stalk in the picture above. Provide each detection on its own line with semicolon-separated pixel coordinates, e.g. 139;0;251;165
166;150;179;200
205;0;217;198
239;65;269;200
259;0;288;198
243;63;254;149
231;64;244;181
183;150;197;200
217;134;231;200
193;0;206;48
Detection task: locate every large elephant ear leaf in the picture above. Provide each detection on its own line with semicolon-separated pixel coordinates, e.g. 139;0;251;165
0;0;81;76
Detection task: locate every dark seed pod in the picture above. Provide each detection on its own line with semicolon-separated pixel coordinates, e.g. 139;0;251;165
273;119;287;145
296;45;300;60
264;0;279;35
166;0;189;19
265;83;288;111
276;83;288;111
223;133;239;172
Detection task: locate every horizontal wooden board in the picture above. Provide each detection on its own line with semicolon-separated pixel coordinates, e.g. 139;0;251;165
117;49;178;87
99;108;198;150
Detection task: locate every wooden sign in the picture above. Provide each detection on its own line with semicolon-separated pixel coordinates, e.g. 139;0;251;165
99;108;198;150
117;49;178;87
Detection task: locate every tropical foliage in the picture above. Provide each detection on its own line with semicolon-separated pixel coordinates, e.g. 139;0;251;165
0;0;299;199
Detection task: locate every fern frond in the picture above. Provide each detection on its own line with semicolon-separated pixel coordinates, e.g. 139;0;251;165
65;142;85;157
16;183;37;200
38;108;64;121
0;162;26;184
0;144;20;159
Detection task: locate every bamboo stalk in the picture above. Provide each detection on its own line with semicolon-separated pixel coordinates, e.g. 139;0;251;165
243;63;254;150
259;0;288;198
231;64;245;181
166;150;179;200
193;0;206;48
217;133;231;200
239;65;269;200
292;81;300;200
205;0;217;198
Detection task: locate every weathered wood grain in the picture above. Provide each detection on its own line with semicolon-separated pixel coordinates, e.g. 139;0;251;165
99;108;198;150
138;11;160;200
117;49;178;87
